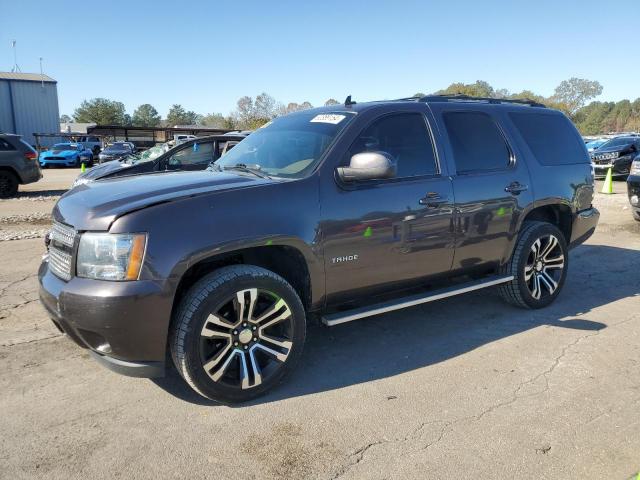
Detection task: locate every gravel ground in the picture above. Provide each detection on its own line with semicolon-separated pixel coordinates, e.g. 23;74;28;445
0;171;639;480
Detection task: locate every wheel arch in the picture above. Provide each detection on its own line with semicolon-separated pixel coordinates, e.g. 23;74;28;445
170;240;319;327
520;202;573;244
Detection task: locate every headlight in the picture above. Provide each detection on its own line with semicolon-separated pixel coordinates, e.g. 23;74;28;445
631;160;640;175
77;233;147;281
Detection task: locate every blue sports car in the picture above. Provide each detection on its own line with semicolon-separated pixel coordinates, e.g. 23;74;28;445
39;143;94;168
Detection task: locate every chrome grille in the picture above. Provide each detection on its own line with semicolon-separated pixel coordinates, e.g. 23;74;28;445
50;221;76;248
48;221;76;281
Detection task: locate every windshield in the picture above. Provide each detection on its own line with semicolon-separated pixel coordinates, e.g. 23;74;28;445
105;143;130;153
53;143;77;150
129;144;168;164
600;137;635;149
214;111;355;178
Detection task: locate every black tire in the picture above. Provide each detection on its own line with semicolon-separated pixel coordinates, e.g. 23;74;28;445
0;170;19;198
170;265;306;403
499;221;568;309
633;210;640;222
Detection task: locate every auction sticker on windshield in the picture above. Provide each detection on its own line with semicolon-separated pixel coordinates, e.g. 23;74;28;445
310;114;346;124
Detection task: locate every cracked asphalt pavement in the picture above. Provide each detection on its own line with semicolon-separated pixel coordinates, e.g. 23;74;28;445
1;169;639;479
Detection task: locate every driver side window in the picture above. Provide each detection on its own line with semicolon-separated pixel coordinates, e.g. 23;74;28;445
169;142;215;166
347;113;439;178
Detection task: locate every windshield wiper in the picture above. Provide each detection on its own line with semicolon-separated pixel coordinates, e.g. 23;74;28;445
221;163;270;179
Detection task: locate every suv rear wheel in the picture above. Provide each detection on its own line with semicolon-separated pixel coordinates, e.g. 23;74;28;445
499;221;568;309
0;171;18;198
170;265;306;403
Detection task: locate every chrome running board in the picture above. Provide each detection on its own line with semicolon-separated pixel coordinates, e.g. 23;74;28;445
321;275;514;327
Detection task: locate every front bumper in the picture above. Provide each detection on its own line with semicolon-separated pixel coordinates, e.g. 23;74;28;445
38;259;172;377
40;157;78;167
569;207;600;248
592;156;634;176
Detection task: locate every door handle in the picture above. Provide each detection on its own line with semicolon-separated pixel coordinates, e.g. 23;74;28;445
505;182;528;195
419;192;448;206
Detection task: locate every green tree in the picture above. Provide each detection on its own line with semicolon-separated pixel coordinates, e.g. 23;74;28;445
74;98;127;124
131;104;161;127
551;78;603;115
324;98;340;106
234;93;279;129
437;80;495;98
166;104;200;126
59;114;72;123
200;113;229;128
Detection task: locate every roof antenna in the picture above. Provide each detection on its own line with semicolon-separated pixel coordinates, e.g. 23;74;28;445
344;95;356;106
10;40;22;73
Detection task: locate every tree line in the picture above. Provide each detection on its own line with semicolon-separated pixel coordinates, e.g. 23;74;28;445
61;78;639;135
64;94;340;131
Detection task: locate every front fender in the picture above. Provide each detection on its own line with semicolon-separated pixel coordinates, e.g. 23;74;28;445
109;176;324;308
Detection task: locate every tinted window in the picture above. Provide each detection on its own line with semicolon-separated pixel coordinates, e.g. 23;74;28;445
509;112;588;165
348;113;438;177
443;112;511;173
169;142;215;165
0;139;15;151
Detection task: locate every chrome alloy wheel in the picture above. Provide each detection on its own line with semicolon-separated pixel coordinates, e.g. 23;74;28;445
199;289;293;390
525;234;565;300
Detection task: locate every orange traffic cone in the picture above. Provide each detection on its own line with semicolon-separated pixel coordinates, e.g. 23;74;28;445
601;167;613;194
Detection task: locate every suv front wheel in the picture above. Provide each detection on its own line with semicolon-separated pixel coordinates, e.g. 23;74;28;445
170;265;306;403
499;221;568;309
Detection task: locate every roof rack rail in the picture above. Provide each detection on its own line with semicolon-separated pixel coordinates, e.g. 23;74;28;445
418;94;546;108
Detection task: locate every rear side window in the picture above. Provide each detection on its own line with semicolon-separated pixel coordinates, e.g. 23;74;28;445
0;139;15;151
443;112;511;173
19;139;37;153
348;113;438;177
509;112;587;165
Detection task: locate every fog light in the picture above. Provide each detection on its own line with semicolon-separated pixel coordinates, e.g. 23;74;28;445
631;195;639;206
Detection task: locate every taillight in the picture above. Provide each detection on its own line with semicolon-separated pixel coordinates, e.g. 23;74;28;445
24;151;37;160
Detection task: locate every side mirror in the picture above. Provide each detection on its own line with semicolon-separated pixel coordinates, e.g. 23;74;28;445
337;151;397;182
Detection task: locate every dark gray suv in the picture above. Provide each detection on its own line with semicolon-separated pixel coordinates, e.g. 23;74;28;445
0;134;42;197
39;95;599;403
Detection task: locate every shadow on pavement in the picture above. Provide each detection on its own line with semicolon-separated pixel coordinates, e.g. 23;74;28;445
152;243;639;406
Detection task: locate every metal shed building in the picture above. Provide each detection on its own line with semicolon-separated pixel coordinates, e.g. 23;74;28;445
0;72;60;146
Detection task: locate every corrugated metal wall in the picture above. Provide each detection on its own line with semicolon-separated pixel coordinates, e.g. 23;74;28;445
0;79;60;146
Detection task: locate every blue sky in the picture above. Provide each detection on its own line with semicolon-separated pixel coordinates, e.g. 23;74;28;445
1;0;636;118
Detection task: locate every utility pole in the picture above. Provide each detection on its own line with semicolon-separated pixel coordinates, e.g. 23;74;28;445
39;57;44;87
10;40;22;73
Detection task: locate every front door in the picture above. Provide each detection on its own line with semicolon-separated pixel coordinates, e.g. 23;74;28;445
321;111;455;305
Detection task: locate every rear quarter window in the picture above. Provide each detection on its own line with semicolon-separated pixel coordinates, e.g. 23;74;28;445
509;112;588;165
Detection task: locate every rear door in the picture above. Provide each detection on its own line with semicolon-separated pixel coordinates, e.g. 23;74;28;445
434;107;533;271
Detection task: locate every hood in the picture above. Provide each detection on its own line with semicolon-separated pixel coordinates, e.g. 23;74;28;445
54;170;272;230
594;143;635;154
42;148;76;157
76;159;131;182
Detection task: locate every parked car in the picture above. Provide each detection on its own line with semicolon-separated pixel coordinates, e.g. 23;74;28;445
76;136;102;155
585;138;607;152
0;133;42;197
98;142;135;163
39;96;599;403
174;134;197;145
39;142;93;168
627;156;640;221
589;136;640;178
72;134;248;187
